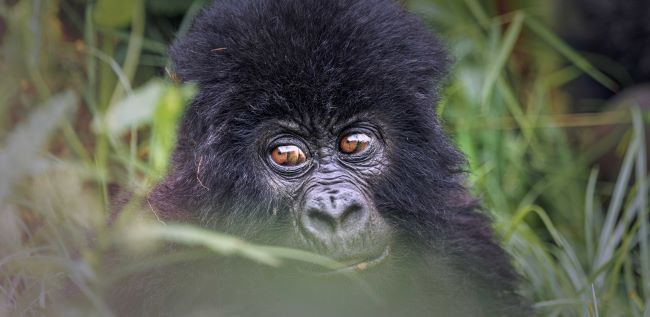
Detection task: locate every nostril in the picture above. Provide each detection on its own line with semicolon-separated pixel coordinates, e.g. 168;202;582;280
304;208;337;236
340;203;365;230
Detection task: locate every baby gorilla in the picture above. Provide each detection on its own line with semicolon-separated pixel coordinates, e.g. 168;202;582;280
132;0;531;316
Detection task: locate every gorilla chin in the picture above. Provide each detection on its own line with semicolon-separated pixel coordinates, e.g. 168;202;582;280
113;0;532;316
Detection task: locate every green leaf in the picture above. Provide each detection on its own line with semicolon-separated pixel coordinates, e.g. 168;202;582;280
150;84;195;174
96;80;165;137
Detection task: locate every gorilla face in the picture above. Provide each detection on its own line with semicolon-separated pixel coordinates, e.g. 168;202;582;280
260;116;392;269
151;0;458;269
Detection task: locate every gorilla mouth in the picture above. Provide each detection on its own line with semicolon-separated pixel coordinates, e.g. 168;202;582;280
326;245;391;274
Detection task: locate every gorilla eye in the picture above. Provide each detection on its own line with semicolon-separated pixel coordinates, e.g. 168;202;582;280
339;133;371;154
270;145;307;166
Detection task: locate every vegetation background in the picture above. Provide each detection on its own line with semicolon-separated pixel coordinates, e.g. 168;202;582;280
0;0;648;316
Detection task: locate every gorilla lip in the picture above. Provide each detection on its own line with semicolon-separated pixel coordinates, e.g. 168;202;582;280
326;245;390;274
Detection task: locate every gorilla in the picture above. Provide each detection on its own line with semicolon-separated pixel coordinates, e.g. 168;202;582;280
113;0;530;316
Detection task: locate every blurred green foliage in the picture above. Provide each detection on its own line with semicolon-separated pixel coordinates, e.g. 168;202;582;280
0;0;648;316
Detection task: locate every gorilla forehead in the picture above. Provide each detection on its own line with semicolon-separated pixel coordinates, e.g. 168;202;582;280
170;0;449;119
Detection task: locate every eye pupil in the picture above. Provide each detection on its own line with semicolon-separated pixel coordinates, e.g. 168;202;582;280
271;145;306;166
340;133;371;154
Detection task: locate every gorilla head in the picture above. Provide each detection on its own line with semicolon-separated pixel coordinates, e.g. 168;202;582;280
145;0;530;315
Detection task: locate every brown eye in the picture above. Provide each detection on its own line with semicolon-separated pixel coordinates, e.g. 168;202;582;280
339;133;371;154
271;145;307;166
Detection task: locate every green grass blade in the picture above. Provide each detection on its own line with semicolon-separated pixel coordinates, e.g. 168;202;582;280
462;0;490;28
0;91;78;204
480;11;524;107
595;130;638;267
590;284;600;317
132;223;282;266
130;223;349;270
585;168;599;262
524;15;618;92
632;106;650;298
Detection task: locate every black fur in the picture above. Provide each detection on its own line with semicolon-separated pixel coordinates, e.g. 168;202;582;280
137;0;531;315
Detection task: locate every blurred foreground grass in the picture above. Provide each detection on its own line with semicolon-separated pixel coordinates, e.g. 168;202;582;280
0;0;649;316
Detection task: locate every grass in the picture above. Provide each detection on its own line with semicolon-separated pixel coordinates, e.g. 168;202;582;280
0;0;649;316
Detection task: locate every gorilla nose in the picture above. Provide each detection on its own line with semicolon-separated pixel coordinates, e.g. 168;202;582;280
301;190;369;241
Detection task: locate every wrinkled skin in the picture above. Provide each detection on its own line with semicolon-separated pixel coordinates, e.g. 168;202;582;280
113;0;532;316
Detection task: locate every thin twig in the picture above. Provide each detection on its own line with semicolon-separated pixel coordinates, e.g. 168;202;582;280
146;197;166;225
196;156;210;190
